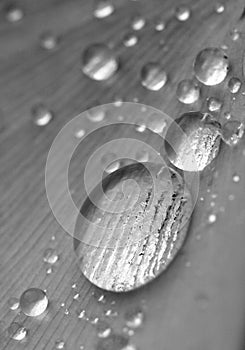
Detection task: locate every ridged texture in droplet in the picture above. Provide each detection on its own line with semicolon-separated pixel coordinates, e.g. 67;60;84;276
141;62;167;91
194;48;229;86
164;112;221;171
82;44;118;81
74;162;192;292
20;288;48;317
176;79;200;104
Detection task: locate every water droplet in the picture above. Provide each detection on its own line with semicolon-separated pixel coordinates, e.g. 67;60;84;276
82;44;118;81
101;153;120;174
75;129;86;138
164;112;221;171
228;77;242;94
208;213;217;224
94;1;114;19
8;297;19;311
73;293;80;300
96;320;112;338
64;308;69;315
221;120;244;146
43;248;59;264
5;4;24;22
224;111;231;120
141;62;167;91
46;267;53;275
154;18;166;31
135;124;146;133
78;309;86;319
231;28;240;41
40;31;59;50
175;5;191;21
125;308;144;329
122;327;135;336
232;173;240;183
176;79;200;104
98;294;106;303
74;163;192;291
207;97;222;111
131;15;146;30
96;333;129;350
55;340;65;349
194;48;229;86
147;113;166;134
31;103;53;126
87;107;106;122
8;323;27;341
123;33;138;47
20;288;48;317
214;3;225;13
72;283;77;289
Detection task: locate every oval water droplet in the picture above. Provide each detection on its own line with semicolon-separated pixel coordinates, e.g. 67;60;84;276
175;5;191;21
164;112;221;171
82;44;119;81
221;120;244;146
96;320;112;338
43;248;59;264
194;48;229;86
87;107;106;122
40;31;59;50
8;323;27;341
141;62;167;91
123;33;138;47
214;3;225;13
147;113;166;134
154;18;166;31
31;103;53;126
228;77;242;93
74;162;192;292
232;173;240;183
176;79;200;104
94;0;114;19
5;4;24;22
207;97;222;111
20;288;48;317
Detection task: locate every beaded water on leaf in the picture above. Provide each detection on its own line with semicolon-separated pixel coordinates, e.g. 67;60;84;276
74;162;192;292
164;112;221;171
8;323;27;341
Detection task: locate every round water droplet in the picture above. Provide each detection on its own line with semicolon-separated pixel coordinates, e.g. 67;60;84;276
94;1;114;18
8;297;19;311
96;320;112;338
8;323;27;341
40;31;58;50
135;124;146;133
43;248;59;264
164;112;221;171
208;213;217;224
194;48;229;86
55;340;65;349
228;77;242;94
5;4;24;22
123;33;138;47
214;3;225;13
207;97;222;111
175;5;191;21
131;15;145;30
125;308;144;329
20;288;48;317
31;103;53;126
176;79;200;104
221;120;244;146
87;108;106;122
74;162;192;292
82;44;119;81
96;333;129;350
75;129;86;138
154;18;166;31
232;173;240;183
231;28;240;41
141;62;167;91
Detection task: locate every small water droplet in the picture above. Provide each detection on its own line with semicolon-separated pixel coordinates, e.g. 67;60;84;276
207;97;222;111
75;129;86;138
55;340;65;349
194;48;229;86
46;267;53;275
123;33;138;47
8;297;19;311
31;103;53;126
125;308;144;329
94;0;114;19
230;28;240;41
208;213;217;224
135;124;146;133
141;62;167;91
43;248;59;264
154;18;166;31
131;15;146;30
87;108;106;122
20;288;48;317
228;77;242;94
82;44;119;81
221;120;244;146
175;5;191;21
96;320;112;338
176;79;200;104
78;309;86;319
8;323;27;341
40;31;59;50
232;173;240;183
64;308;69;315
122;327;135;336
214;3;225;13
72;283;77;289
5;4;24;22
164;112;221;171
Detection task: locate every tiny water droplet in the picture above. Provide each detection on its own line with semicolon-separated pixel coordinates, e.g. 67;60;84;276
208;213;217;224
5;4;24;22
176;79;200;104
175;5;191;21
154;18;166;31
82;44;119;81
78;309;86;319
221;120;244;146
131;15;146;30
101;153;120;174
228;77;242;94
207;97;222;111
123;33;138;47
31;103;53;126
73;293;80;300
20;288;48;317
141;62;167;91
55;340;65;349
122;327;135;336
94;0;114;19
194;48;229;86
40;31;59;50
125;308;144;329
64;308;69;315
214;3;225;13
8;323;27;341
72;283;77;289
8;297;19;311
96;320;112;338
232;173;240;183
43;248;59;264
75;129;86;138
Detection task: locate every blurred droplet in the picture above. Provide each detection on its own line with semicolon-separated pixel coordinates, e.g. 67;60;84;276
96;334;129;350
141;62;167;91
40;31;59;50
194;48;229;86
20;288;48;317
230;28;240;41
8;323;27;341
175;5;191;21
154;18;166;31
228;77;242;93
125;308;144;329
131;15;145;30
207;97;222;111
135;149;149;162
232;173;240;183
31;103;53;126
75;129;86;138
96;320;112;338
82;44;118;81
94;0;114;18
55;340;65;349
214;3;225;13
208;213;217;224
123;33;138;47
221;120;244;146
176;79;200;104
8;297;19;311
101;152;120;174
5;4;24;22
43;248;59;264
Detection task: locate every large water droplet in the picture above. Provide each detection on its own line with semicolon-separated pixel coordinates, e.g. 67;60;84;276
5;4;24;22
164;112;221;171
74;162;192;292
8;323;27;341
40;31;59;50
194;48;229;86
123;33;138;47
94;1;114;19
82;44;119;81
31;103;53;126
20;288;48;317
221;120;244;146
176;79;200;104
141;62;167;91
8;297;19;311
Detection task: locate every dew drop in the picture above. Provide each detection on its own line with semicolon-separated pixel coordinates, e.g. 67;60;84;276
164;112;221;171
40;31;59;50
176;79;200;104
87;108;106;122
74;162;193;292
55;340;65;349
43;248;59;264
8;323;27;341
78;309;86;319
147;113;166;134
20;288;48;317
214;3;225;14
207;97;222;111
8;297;19;311
96;320;112;338
141;62;167;91
175;5;191;21
82;44;119;81
131;16;146;31
232;173;240;183
135;124;146;133
101;152;121;174
31;103;53;126
5;4;24;22
123;33;138;47
75;129;86;138
125;308;144;329
194;48;229;86
228;77;242;94
154;18;166;31
94;1;114;19
208;213;217;224
221;120;244;146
